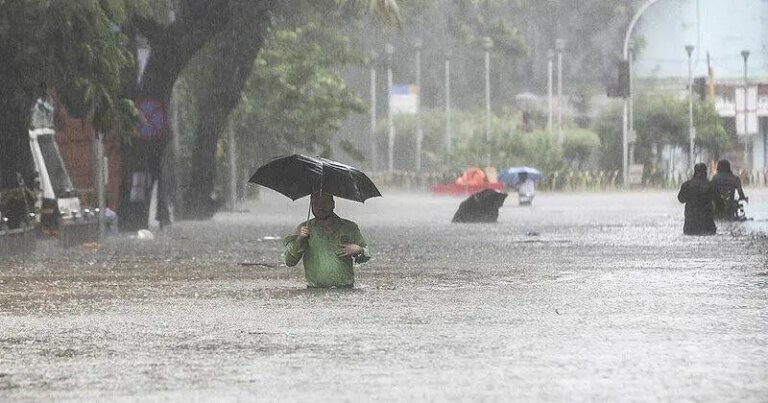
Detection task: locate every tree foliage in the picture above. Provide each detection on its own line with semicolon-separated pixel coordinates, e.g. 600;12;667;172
228;21;367;177
0;0;146;133
0;0;147;186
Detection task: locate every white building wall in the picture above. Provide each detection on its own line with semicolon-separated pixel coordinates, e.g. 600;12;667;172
635;0;768;172
754;118;768;171
635;0;768;81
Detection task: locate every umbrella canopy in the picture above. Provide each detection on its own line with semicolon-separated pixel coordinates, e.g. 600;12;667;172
498;166;543;187
248;154;382;203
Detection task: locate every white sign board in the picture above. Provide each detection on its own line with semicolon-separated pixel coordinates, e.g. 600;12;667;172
390;84;419;115
628;164;644;185
735;86;758;136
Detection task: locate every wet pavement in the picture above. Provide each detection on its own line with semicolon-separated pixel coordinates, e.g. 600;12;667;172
1;189;767;402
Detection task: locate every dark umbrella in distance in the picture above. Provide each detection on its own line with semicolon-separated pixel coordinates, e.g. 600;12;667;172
249;154;382;221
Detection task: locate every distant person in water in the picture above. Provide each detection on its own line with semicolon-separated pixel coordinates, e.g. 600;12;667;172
677;163;716;235
710;159;748;220
283;192;370;288
517;171;535;206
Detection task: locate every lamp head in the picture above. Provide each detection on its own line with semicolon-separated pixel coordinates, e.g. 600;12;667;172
741;49;750;61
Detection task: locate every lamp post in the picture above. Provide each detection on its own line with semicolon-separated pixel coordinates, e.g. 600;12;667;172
555;39;565;144
622;0;659;187
386;43;394;173
547;49;554;132
227;120;237;211
628;40;635;165
741;49;750;169
685;45;695;165
369;51;378;171
414;38;423;173
483;36;493;167
445;50;452;162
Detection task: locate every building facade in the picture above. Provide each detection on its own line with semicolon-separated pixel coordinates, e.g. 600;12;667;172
635;0;768;174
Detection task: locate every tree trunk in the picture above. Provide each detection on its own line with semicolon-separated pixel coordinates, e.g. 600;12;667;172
184;2;274;219
119;0;276;230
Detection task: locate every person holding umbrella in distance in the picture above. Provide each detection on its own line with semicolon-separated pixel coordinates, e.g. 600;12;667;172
249;154;381;288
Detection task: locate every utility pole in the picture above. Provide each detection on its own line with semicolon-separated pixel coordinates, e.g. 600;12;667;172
686;45;695;165
414;38;423;172
556;39;564;144
386;43;395;173
741;49;750;169
547;49;554;132
628;40;635;165
227;120;237;211
369;51;377;171
622;0;660;187
445;51;452;162
96;132;105;241
483;36;493;167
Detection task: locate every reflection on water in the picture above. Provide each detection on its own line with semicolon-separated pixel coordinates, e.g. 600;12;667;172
1;189;768;401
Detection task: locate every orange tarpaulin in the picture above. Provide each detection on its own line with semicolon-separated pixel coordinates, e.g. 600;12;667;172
433;166;503;196
455;167;487;186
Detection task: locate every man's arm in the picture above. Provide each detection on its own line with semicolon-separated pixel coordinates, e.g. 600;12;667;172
735;177;748;201
350;224;370;264
283;226;309;267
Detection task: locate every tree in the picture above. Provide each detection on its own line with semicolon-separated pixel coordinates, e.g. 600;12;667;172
222;21;367;199
693;100;730;159
120;0;399;228
0;1;145;188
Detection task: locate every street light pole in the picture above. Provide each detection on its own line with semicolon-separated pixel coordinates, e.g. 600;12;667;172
414;39;423;173
483;36;493;167
741;49;750;169
227;120;237;211
622;0;659;187
386;43;395;173
547;49;554;132
445;51;452;162
369;51;378;171
685;45;695;165
628;40;635;165
556;39;564;144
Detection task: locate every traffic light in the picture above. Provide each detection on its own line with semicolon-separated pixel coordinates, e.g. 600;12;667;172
693;76;706;100
617;61;630;98
608;60;630;98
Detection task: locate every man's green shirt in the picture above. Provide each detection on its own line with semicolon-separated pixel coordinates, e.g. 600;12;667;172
283;213;370;288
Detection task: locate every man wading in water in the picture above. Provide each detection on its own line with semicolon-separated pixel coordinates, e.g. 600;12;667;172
677;162;716;235
283;192;370;288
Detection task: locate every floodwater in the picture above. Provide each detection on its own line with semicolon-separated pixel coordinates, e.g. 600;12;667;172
1;189;767;402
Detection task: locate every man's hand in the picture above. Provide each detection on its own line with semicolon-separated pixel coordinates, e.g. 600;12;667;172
297;226;310;239
337;243;362;258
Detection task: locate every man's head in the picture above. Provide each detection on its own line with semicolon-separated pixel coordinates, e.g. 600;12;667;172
716;159;732;174
310;192;335;219
693;162;708;178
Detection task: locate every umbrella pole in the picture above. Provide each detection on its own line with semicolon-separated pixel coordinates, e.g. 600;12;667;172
305;201;311;226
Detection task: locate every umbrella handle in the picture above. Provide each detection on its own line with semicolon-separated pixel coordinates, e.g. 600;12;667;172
305;201;311;227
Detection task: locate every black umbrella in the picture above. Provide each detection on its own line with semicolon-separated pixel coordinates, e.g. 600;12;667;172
248;154;382;203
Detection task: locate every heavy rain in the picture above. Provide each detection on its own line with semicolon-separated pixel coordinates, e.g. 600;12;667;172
1;1;768;401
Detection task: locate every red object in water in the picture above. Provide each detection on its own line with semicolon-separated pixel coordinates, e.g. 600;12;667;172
432;166;504;196
431;182;505;196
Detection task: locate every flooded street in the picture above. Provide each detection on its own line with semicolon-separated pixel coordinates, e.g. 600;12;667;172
2;189;767;402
